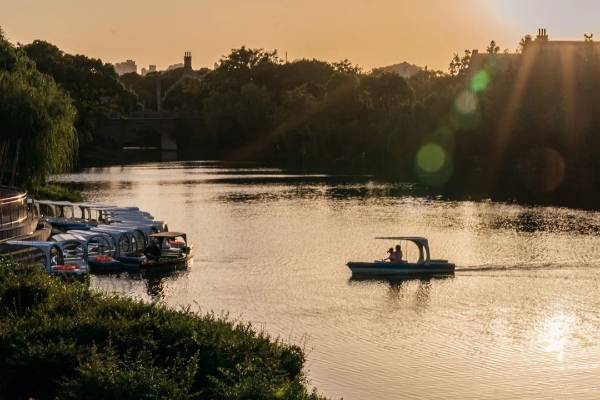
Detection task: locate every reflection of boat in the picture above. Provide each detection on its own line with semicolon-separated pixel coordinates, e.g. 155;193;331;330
144;232;193;269
349;274;453;284
347;237;455;276
6;240;89;278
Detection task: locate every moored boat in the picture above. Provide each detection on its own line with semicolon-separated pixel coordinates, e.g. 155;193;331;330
53;230;121;271
144;231;193;269
89;226;148;267
6;240;89;278
347;237;455;276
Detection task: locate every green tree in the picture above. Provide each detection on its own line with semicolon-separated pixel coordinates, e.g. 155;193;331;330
517;35;533;53
331;59;362;74
0;33;77;187
486;40;500;54
163;76;205;112
448;53;461;76
23;40;138;146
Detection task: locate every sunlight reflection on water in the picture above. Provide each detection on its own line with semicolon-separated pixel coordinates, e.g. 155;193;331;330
54;161;600;399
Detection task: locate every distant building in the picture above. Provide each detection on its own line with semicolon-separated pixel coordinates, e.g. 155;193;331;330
184;51;192;71
372;61;421;78
167;62;184;71
114;59;137;75
469;28;600;72
141;65;157;76
166;52;193;72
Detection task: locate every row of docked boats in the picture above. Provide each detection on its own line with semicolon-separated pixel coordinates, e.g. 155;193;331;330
7;201;192;279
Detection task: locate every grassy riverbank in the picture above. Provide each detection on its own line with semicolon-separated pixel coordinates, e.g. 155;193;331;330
0;260;324;399
29;183;83;202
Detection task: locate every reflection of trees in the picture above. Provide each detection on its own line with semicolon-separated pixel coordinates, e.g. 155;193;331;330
514;210;544;233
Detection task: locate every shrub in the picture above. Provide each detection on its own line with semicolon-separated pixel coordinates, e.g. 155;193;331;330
0;259;325;399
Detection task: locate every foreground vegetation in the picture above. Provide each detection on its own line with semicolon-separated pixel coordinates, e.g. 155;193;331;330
0;260;324;399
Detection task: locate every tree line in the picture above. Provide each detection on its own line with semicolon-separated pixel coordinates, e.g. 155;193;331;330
4;27;600;207
0;30;137;188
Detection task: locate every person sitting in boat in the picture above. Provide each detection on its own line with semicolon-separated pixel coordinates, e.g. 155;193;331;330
144;239;162;261
393;244;403;262
386;248;394;261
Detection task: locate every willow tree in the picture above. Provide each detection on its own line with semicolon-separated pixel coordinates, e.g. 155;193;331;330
0;31;77;187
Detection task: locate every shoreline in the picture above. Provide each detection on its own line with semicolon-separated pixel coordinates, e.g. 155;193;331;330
0;260;326;399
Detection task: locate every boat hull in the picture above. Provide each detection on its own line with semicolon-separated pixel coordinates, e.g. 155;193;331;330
90;254;192;273
144;254;192;270
347;261;455;276
89;260;123;272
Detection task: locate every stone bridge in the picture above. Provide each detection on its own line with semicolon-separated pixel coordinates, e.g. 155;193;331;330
95;111;180;160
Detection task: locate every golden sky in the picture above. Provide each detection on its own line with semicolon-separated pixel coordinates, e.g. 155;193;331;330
2;0;599;71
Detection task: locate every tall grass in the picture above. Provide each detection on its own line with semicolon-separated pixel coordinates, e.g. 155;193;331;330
0;260;325;399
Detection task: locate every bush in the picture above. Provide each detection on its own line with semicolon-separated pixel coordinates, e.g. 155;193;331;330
0;259;325;399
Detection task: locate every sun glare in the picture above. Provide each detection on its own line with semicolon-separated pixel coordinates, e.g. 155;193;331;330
538;313;575;360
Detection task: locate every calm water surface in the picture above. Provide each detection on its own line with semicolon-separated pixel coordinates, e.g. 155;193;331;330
55;161;600;400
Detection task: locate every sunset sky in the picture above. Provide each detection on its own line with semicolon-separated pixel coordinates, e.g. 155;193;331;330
2;0;599;71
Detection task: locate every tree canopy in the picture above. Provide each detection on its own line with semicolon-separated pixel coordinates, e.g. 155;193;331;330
0;33;77;187
23;40;138;146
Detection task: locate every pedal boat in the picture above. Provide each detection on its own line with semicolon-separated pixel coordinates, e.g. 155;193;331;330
54;230;122;272
7;240;89;278
144;232;193;269
347;237;455;276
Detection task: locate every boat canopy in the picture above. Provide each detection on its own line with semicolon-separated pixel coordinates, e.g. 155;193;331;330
376;236;430;263
35;200;77;218
110;222;161;235
90;226;146;255
7;239;87;269
55;230;116;257
74;203;140;220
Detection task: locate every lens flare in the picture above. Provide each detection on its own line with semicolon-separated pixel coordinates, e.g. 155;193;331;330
455;91;478;114
470;70;490;92
416;144;446;173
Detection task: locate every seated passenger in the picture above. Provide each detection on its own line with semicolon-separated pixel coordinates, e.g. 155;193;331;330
393;244;403;262
386;248;394;261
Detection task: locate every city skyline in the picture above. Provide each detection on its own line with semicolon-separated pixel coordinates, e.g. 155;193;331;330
3;0;600;71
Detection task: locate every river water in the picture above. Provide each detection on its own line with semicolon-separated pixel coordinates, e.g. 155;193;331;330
54;161;600;400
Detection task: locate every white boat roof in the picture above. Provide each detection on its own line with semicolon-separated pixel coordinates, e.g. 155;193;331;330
75;202;116;207
7;240;57;250
36;200;76;206
50;233;87;244
56;230;112;243
375;236;429;246
92;226;144;235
